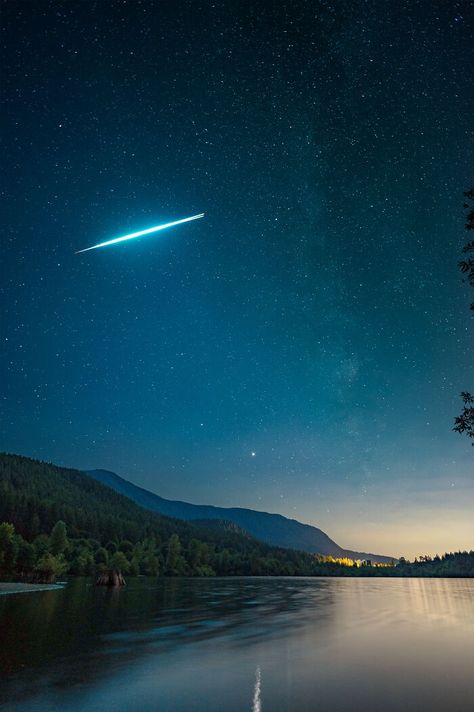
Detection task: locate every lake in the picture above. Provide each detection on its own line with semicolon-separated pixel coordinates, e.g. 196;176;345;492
0;577;473;711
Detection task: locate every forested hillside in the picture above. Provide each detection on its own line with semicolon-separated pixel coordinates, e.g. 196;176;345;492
0;453;334;579
1;454;472;581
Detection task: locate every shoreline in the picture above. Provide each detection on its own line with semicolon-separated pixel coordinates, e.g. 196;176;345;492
0;582;66;596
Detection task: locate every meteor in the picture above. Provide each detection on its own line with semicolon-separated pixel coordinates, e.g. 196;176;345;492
75;213;205;254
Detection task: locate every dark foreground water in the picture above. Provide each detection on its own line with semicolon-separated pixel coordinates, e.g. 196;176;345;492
0;577;473;711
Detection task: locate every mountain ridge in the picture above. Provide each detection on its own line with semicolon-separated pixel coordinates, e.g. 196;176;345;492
87;468;395;563
2;452;355;578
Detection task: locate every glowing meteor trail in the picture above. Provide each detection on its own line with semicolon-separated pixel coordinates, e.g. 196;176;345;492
75;213;205;254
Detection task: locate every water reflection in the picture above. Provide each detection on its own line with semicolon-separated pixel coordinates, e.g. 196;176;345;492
252;666;262;712
1;577;473;711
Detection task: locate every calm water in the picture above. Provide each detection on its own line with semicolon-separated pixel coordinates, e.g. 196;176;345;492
0;577;473;711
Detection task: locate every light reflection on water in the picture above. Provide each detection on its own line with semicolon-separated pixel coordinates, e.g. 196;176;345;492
252;666;262;712
0;577;473;711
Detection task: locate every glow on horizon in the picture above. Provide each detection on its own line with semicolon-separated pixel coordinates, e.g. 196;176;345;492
75;213;205;253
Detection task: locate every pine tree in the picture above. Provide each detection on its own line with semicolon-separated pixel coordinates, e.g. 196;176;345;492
50;520;68;555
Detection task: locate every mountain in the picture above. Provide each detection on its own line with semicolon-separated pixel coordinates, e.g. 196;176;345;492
1;453;344;577
87;469;395;563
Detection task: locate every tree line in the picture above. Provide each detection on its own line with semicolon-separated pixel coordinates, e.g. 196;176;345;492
1;454;472;580
1;518;472;581
0;453;352;579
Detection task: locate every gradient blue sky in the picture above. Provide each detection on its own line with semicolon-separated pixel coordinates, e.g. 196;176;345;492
1;0;473;558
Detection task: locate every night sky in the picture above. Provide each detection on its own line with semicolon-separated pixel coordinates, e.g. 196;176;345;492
2;0;473;557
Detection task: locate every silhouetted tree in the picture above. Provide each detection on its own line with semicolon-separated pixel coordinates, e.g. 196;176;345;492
109;551;130;574
50;520;68;555
459;188;474;311
142;551;160;576
94;547;109;566
454;190;474;445
453;392;474;443
16;539;35;573
0;522;18;574
165;533;186;575
35;553;67;582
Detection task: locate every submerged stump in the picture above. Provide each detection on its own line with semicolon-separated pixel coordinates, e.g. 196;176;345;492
96;569;126;587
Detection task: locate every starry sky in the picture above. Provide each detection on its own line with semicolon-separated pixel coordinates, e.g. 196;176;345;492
1;0;473;558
